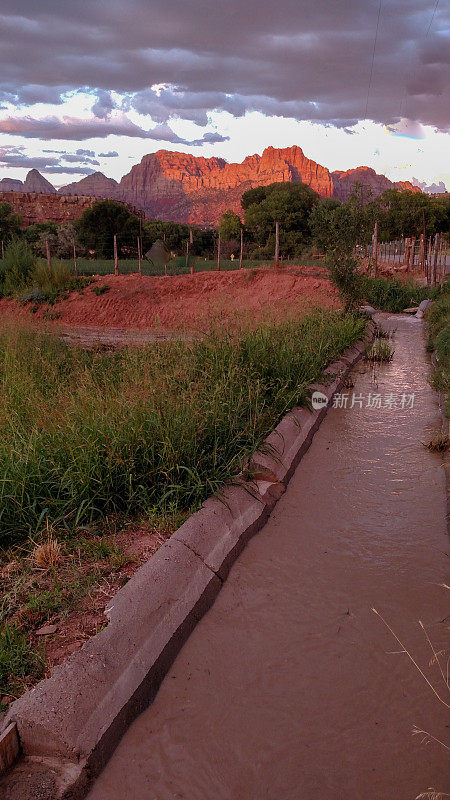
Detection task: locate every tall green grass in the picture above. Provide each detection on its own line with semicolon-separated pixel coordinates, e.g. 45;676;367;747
361;275;441;313
426;286;450;416
0;310;365;545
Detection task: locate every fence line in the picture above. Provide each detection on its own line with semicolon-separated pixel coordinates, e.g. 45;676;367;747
363;235;449;285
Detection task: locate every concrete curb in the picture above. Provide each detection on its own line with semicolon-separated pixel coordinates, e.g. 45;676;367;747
0;321;374;799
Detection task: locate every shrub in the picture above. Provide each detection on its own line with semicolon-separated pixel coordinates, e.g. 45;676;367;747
1;240;36;295
92;284;110;296
325;253;363;311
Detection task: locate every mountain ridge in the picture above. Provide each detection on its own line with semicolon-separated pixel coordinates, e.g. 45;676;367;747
1;148;421;226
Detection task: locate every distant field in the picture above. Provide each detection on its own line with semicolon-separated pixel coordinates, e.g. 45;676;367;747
51;256;322;277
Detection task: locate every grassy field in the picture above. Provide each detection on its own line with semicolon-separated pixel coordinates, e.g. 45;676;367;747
0;309;365;700
0;310;365;546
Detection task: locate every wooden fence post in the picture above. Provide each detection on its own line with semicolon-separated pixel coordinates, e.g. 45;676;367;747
217;232;221;271
403;238;410;268
46;239;52;271
1;240;4;260
137;236;142;276
372;221;378;275
73;241;78;278
186;239;193;275
274;220;279;267
239;228;243;270
418;234;425;277
431;233;439;287
409;237;416;272
114;234;119;276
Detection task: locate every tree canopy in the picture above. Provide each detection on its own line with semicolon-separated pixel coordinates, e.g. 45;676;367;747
219;210;242;241
242;182;319;257
75;200;141;258
0;202;22;245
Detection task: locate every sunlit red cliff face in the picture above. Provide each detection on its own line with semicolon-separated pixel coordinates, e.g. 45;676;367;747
116;147;419;223
1;147;421;227
117;146;334;224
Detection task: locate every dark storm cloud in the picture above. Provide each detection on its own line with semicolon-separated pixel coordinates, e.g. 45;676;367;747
92;90;116;119
0;0;448;133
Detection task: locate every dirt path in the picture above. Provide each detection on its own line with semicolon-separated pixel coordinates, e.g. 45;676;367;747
88;315;449;800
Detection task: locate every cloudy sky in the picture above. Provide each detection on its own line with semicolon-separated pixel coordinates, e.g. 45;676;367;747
0;0;449;188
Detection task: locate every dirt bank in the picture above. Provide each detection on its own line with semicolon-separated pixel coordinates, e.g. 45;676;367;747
0;266;337;336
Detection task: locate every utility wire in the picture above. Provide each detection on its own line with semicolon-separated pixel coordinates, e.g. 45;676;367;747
364;0;383;120
399;0;440;119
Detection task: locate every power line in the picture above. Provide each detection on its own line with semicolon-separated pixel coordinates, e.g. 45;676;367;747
399;0;440;119
425;0;439;37
364;0;383;120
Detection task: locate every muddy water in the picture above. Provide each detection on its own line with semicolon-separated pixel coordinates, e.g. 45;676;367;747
88;315;449;800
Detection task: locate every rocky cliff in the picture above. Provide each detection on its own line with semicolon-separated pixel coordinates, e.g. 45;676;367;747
1;148;422;227
0;192;99;226
331;166;420;201
118;146;334;224
59;171;120;197
24;169;56;194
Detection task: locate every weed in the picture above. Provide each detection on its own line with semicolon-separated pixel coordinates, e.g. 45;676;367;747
361;276;440;313
365;340;394;363
426;434;449;453
92;284;110;296
32;530;63;570
426;288;450;417
0;624;44;697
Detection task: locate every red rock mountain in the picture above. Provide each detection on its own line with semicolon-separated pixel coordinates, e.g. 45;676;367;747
23;169;56;194
2;148;422;227
117;146;334;224
331;166;419;202
58;171;120;198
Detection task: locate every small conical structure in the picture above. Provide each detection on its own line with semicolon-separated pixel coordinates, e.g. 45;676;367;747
145;239;171;272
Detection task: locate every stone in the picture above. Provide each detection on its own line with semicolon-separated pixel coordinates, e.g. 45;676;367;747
35;625;58;636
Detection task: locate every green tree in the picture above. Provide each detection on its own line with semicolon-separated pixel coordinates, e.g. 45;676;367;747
219;210;242;241
309;200;364;310
0;202;22;246
23;222;58;251
76;200;141;259
242;182;319;257
369;189;449;240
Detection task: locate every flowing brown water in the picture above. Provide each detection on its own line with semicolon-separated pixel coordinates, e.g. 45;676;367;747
88;315;449;800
